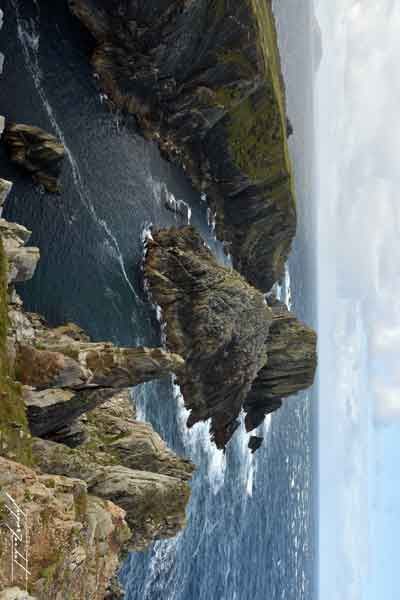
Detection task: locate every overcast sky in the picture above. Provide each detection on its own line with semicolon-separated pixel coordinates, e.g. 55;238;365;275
315;0;400;599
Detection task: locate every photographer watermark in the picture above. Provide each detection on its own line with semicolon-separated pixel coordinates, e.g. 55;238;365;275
0;491;30;590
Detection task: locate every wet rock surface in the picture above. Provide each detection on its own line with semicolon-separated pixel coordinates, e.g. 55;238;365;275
2;123;65;193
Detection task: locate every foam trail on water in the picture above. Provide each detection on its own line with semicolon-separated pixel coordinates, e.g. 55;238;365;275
173;383;226;493
12;0;140;302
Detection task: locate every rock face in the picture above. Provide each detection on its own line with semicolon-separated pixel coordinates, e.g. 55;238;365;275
69;0;296;292
145;227;317;449
9;310;184;437
2;123;65;193
0;136;193;596
244;300;318;433
31;390;193;551
145;226;273;448
0;456;131;599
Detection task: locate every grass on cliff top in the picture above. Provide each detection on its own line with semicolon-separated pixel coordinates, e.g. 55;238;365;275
250;0;293;173
0;239;31;465
218;0;295;197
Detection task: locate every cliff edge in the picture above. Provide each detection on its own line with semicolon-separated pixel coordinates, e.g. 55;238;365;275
69;0;297;292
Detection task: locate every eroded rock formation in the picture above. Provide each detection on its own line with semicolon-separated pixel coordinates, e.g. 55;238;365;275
145;226;273;448
244;299;318;432
31;391;193;550
0;172;193;596
145;227;317;449
69;0;297;291
3;123;65;193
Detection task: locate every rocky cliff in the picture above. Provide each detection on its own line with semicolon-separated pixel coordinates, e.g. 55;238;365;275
0;176;193;596
244;299;318;432
144;227;317;449
0;182;193;596
69;0;297;292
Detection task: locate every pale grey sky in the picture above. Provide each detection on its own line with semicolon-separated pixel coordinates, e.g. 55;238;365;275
315;1;400;599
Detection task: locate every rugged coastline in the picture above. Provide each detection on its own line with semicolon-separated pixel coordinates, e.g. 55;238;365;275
69;0;297;292
0;2;318;598
0;173;194;597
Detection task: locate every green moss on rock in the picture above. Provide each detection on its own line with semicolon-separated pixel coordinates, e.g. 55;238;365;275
0;238;32;465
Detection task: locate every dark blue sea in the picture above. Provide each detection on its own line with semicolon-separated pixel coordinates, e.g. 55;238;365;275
0;1;318;599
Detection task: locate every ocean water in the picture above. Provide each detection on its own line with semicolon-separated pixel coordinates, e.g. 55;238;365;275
0;1;317;599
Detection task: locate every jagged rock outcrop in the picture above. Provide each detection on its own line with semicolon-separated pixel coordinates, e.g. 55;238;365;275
0;137;192;596
145;227;317;449
145;226;273;448
244;299;318;433
7;308;184;437
31;391;193;551
69;0;296;292
75;391;194;480
0;456;131;599
2;123;65;193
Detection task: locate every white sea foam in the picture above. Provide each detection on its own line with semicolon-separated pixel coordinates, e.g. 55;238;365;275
173;383;226;493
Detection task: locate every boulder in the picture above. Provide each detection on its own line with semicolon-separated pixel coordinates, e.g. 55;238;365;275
32;436;192;551
248;436;263;453
0;589;37;600
2;123;65;193
76;390;194;480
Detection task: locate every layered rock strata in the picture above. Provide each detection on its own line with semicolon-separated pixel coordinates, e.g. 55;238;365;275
145;226;273;448
69;0;297;291
145;226;317;449
3;123;65;193
0;176;193;597
244;299;318;432
32;391;193;551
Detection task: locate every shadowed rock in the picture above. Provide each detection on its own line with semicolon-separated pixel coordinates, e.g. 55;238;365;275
23;386;116;437
69;0;296;291
3;123;65;193
244;300;318;431
145;226;273;449
248;436;263;453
